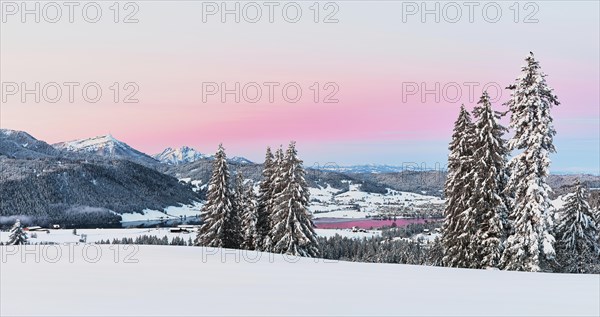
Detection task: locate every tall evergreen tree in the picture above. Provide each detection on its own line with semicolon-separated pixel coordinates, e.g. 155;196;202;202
465;92;509;268
269;142;320;257
501;52;560;272
7;219;28;245
263;147;286;250
196;144;242;249
233;171;246;219
256;147;275;250
554;181;600;273
239;175;259;250
442;105;476;268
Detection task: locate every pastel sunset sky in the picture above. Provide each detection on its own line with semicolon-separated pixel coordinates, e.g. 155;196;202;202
1;1;598;173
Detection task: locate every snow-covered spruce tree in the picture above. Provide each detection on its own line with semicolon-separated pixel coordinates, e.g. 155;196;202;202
256;147;275;250
238;174;259;250
233;171;246;218
442;105;476;268
269;142;320;257
263;147;286;250
7;219;28;245
500;52;560;272
464;92;509;269
196;144;242;249
554;181;600;273
595;207;600;238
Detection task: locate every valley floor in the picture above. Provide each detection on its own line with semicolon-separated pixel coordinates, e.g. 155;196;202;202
1;245;598;316
0;228;380;244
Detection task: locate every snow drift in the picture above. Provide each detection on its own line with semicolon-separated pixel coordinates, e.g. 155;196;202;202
1;245;598;316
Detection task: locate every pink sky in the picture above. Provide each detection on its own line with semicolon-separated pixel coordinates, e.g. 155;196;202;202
1;1;598;171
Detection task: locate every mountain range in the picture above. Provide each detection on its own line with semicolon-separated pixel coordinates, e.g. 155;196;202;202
153;146;253;165
1;128;598;228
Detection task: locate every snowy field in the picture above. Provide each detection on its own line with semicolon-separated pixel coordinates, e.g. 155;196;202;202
0;228;378;244
1;245;598;316
119;201;203;223
101;183;445;224
310;184;444;219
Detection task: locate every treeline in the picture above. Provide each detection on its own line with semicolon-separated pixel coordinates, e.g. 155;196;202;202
96;235;191;246
319;223;443;265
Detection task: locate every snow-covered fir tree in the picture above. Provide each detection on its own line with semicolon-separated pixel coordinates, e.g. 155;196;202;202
269;142;320;257
233;171;246;218
264;147;286;250
465;92;509;269
7;219;28;245
238;173;259;250
554;181;600;273
196;144;242;249
442;105;476;268
256;147;275;250
500;52;560;272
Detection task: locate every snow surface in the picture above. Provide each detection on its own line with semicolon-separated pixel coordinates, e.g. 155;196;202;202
119;183;443;224
310;184;443;219
119;202;203;223
179;178;204;192
1;245;598;316
0;228;377;244
551;193;574;210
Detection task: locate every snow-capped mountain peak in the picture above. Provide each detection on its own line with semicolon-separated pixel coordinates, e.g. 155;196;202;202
153;146;253;165
153;146;209;165
229;156;253;165
54;134;120;153
53;134;158;166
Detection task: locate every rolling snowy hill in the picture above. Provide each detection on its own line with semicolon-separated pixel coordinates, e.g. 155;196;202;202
1;245;598;316
0;129;63;159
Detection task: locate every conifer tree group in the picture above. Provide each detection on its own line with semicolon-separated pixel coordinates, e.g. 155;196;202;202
442;52;598;272
196;142;319;257
554;181;600;273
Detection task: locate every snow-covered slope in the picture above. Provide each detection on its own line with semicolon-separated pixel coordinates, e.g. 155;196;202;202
153;146;209;165
1;245;597;316
119;201;203;224
0;129;62;158
53;134;158;166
